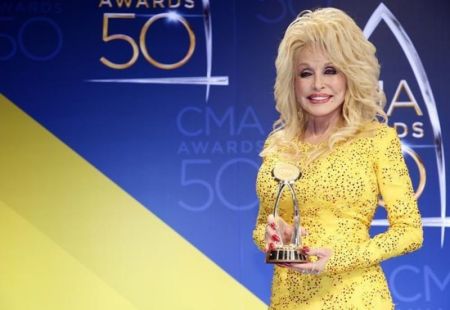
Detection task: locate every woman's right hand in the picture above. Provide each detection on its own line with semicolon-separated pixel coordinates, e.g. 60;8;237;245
264;214;308;252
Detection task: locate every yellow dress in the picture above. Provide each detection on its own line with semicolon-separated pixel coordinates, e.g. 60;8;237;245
253;123;423;309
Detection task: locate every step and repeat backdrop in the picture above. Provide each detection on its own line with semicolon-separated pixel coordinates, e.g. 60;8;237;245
1;0;449;309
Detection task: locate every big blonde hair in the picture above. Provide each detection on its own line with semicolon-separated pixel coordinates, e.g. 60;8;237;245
261;7;387;162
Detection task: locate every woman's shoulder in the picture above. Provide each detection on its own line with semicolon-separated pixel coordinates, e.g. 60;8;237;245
261;129;293;153
356;122;403;162
360;121;398;141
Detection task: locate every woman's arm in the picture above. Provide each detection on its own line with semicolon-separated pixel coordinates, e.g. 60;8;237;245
323;126;423;275
253;154;275;252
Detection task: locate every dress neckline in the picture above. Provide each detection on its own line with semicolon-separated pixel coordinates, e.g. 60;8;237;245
297;138;327;149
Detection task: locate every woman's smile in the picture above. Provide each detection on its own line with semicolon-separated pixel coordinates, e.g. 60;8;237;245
307;93;333;104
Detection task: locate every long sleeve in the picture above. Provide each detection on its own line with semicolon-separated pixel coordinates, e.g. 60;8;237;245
324;126;423;275
253;199;269;252
253;156;275;252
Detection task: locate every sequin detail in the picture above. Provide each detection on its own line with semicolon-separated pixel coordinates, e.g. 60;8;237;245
253;123;423;309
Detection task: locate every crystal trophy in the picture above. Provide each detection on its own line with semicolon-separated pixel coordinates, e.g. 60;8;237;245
266;162;308;264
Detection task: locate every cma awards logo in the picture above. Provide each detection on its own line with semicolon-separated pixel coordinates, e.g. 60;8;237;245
88;0;228;101
365;3;449;247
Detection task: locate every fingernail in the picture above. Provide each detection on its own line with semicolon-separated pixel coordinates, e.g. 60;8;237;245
302;246;310;253
269;243;275;251
270;222;276;229
272;235;280;242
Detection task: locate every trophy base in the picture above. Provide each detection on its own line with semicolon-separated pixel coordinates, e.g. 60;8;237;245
266;247;308;264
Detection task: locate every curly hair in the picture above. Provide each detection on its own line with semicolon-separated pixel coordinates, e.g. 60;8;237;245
261;7;387;162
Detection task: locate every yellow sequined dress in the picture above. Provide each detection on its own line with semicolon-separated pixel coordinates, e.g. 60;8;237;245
253;123;423;309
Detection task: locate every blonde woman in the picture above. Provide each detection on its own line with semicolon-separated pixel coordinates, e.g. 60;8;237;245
253;8;423;309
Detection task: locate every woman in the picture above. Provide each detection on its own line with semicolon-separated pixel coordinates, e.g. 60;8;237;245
253;8;423;309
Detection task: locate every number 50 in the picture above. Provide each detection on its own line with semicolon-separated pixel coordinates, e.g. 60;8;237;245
100;13;196;70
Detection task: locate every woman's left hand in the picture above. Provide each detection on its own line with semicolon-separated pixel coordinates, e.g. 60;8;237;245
277;247;333;275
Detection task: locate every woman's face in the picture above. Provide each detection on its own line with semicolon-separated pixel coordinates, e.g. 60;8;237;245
294;46;347;122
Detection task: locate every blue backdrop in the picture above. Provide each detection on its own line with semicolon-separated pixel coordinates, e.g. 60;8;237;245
1;0;449;308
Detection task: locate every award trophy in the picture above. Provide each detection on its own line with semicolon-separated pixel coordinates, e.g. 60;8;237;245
266;162;308;264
